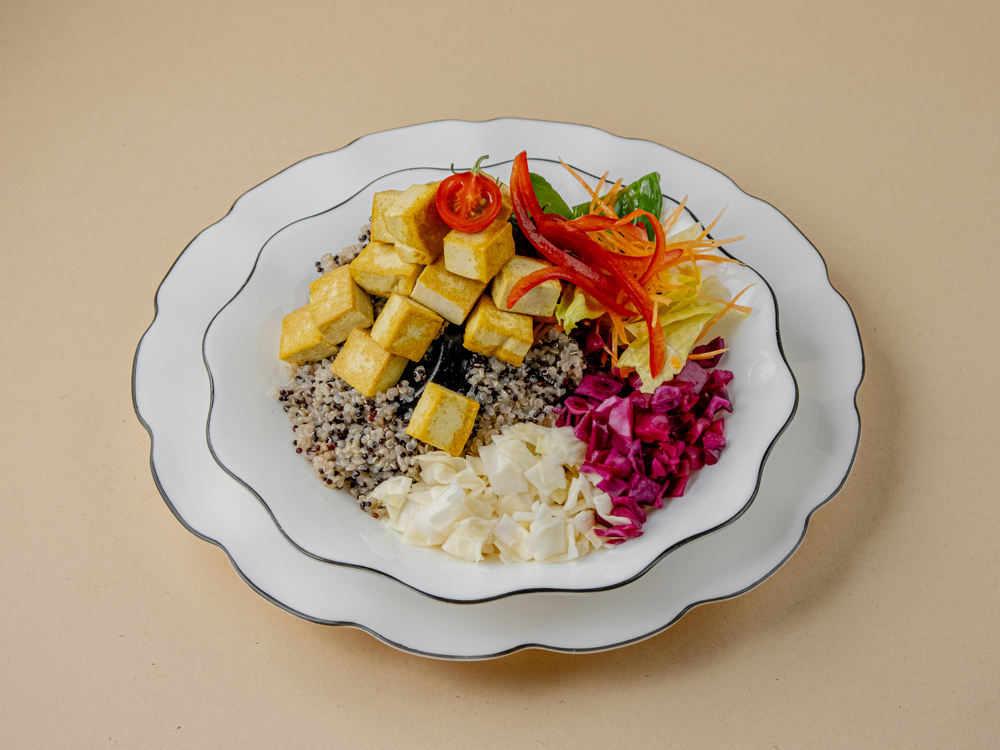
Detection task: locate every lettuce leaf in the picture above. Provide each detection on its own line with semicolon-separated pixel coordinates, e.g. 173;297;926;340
554;285;605;333
618;272;734;392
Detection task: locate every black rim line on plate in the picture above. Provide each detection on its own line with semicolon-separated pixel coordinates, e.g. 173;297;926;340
198;155;800;604
131;117;866;658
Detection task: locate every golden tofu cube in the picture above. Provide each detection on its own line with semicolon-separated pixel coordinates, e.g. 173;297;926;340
495;182;513;224
308;265;374;345
371;190;401;244
331;328;407;398
463;294;534;367
406;383;480;457
384;183;450;265
410;255;486;325
491;256;562;317
443;220;515;283
349;240;422;298
371;293;443;361
278;305;339;365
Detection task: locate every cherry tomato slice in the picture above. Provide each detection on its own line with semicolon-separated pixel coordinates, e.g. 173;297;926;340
435;155;502;233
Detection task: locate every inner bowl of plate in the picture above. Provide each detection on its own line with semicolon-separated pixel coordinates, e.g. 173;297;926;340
203;158;797;603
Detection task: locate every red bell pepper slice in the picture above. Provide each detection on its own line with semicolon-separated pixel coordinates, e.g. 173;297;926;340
507;266;636;318
562;213;682;278
510;151;666;377
509;153;617;295
538;221;666;378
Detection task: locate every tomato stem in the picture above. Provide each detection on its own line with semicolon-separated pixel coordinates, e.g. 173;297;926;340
471;154;489;176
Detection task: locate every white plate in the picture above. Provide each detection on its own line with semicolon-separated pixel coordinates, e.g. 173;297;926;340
134;119;863;658
202;161;796;602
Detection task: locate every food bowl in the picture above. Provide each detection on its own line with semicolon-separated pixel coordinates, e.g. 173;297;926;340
202;158;797;603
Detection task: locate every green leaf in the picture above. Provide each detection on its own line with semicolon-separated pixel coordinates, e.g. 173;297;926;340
614;172;663;241
528;173;572;218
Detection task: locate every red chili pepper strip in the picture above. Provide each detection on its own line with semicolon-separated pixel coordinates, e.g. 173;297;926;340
536;221;625;276
562;213;667;274
507;267;635;317
538;221;666;377
624;210;667;286
569;209;670;285
510;153;618;294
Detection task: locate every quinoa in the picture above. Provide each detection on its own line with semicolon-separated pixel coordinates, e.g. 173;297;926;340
271;360;428;514
272;223;585;515
462;329;584;453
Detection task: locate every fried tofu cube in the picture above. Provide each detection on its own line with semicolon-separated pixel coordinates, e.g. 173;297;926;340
491;256;562;317
406;383;480;456
463;294;534;367
308;265;374;345
371;293;443;361
331;327;407;398
443;220;516;283
349;240;422;298
496;183;513;224
371;190;402;244
278;305;340;365
384;183;450;265
410;255;487;325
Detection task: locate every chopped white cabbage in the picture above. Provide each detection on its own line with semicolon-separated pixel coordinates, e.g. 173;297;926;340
572;509;596;534
593;492;631;527
463;493;494;520
370;476;412;521
442;517;494;562
412;480;470;540
504;421;545;446
527;510;568;561
465;455;487;477
534;426;587;467
497;493;532;517
524;458;568;501
494;514;532;562
478;435;536;495
372;424;605;564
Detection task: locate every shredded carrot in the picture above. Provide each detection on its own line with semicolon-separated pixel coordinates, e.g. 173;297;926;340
695;290;753;315
697;206;728;242
560;158;616;217
589;171;609;214
688;348;730;360
692;254;744;264
603;345;618;369
661;196;688;236
595;229;652;258
604;178;624;211
696;284;754;342
609;312;629;345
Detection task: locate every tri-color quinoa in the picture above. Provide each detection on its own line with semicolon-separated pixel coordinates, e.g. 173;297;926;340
271;226;585;515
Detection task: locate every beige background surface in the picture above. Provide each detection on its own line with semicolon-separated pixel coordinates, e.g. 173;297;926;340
2;0;997;747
